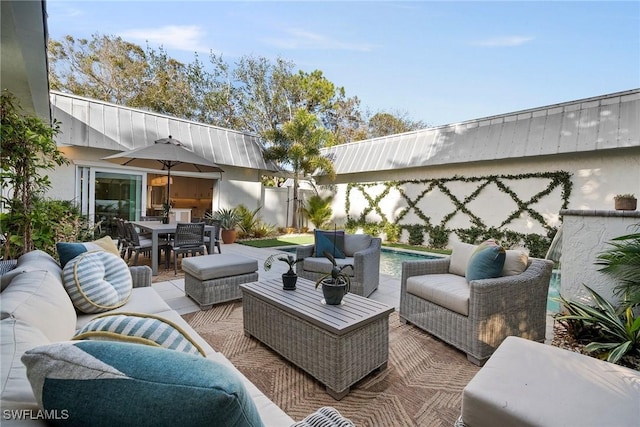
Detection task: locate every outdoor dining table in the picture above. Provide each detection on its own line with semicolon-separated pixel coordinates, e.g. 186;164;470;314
131;221;216;275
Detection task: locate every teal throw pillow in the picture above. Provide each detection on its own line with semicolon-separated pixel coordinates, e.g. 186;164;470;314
314;229;345;259
21;340;265;427
74;313;206;356
62;251;132;313
466;240;506;282
56;236;121;268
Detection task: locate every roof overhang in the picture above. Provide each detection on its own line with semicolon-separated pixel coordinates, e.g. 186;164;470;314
1;0;50;121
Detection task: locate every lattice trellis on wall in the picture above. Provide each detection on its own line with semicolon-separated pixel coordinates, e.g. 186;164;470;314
345;171;572;256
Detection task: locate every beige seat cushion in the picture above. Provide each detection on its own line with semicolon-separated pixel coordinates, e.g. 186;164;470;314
0;270;76;342
406;273;470;316
448;241;477;276
0;318;50;410
181;254;258;281
462;336;640;427
344;234;372;256
76;287;174;328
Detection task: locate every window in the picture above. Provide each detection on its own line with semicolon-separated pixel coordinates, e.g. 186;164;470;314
78;167;146;225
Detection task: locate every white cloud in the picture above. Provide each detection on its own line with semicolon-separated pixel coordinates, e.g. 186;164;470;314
118;25;210;53
263;28;376;52
472;36;534;47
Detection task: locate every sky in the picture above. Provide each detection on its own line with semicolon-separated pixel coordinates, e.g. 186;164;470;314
46;0;640;127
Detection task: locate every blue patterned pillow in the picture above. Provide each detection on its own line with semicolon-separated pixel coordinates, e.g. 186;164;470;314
314;229;345;259
21;341;264;427
74;313;206;356
466;240;506;282
62;251;132;313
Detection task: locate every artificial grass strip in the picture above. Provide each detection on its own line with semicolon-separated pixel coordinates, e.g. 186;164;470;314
238;235;314;248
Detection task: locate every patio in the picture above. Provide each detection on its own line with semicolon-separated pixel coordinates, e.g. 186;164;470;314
150;242;556;342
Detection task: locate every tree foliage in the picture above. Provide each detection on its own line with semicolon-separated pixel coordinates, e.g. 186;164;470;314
0;91;69;257
263;109;335;228
48;33;425;144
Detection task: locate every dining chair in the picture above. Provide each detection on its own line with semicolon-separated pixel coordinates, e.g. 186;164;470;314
167;222;207;274
115;218;128;257
123;222;168;266
204;218;222;254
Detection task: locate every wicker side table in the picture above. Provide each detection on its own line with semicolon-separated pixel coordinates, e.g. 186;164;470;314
241;278;394;400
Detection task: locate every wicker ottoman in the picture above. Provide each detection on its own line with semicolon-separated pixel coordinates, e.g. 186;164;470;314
182;254;258;309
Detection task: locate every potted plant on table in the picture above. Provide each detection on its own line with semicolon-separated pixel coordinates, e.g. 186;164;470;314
614;194;637;211
210;208;240;243
315;251;353;305
264;254;303;290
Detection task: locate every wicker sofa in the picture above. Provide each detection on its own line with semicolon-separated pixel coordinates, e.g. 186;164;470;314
0;250;353;426
296;233;381;297
399;241;553;365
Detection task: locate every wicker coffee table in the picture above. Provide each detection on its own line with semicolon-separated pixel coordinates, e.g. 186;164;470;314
240;278;394;400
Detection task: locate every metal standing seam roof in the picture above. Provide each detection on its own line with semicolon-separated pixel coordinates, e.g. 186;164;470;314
49;91;280;172
322;89;640;175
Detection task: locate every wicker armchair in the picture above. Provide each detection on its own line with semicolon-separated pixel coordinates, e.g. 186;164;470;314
296;234;381;297
399;256;553;365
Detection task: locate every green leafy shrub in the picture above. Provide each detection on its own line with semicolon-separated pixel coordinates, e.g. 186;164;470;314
428;225;448;249
1;198;96;259
407;225;424;246
302;195;333;229
556;286;640;364
236;204;262;238
382;222;400;243
596;225;640;307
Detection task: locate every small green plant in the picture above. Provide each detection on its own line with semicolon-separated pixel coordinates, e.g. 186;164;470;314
556;285;640;364
614;193;636;200
209;208;240;230
407;225;424;246
314;251;352;292
302;195;333;229
382;222;400;243
428;225;449;249
236;204;262;238
263;254;303;275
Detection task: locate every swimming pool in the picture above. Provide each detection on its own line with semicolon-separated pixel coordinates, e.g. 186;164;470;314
281;245;560;312
280;246;439;278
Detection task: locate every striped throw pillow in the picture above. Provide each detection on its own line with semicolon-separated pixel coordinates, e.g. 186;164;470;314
62;251;132;313
74;313;205;356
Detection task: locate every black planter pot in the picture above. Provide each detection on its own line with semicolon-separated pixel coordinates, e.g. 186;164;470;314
321;279;348;305
282;273;297;290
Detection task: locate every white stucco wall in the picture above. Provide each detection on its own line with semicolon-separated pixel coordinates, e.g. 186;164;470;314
560;209;640;305
323;148;640;248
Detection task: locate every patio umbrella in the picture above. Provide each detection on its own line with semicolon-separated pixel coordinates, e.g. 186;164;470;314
102;136;223;207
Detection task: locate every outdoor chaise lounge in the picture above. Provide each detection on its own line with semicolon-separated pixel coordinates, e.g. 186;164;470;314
399;240;553;365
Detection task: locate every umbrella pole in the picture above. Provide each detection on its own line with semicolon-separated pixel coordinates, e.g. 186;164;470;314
166;169;172;209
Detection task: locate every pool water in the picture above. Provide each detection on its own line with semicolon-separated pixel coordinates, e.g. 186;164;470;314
378;248;439;277
282;246;560;312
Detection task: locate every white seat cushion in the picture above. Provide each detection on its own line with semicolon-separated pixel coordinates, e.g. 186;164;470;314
302;257;355;276
0;270;77;342
462;336;640;427
181;254;258;280
0;318;50;410
406;273;470;316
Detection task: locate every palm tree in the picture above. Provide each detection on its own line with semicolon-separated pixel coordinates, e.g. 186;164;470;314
302;194;334;229
262;108;335;230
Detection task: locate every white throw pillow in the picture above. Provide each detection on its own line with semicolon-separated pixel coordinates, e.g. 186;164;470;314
448;241;478;276
502;250;529;276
